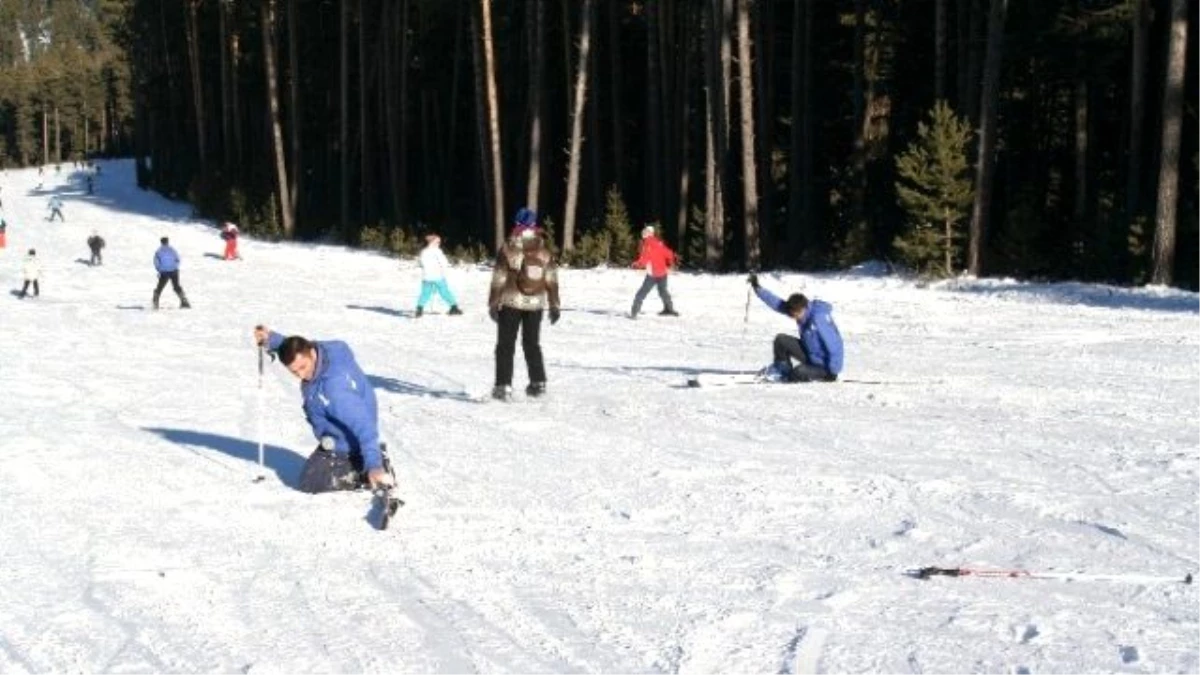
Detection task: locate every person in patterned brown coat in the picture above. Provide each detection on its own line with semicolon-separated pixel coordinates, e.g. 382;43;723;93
487;207;562;401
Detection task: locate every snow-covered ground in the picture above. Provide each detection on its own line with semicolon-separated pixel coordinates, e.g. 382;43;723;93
0;161;1196;674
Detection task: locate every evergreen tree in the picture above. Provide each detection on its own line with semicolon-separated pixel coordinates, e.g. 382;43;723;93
893;101;974;276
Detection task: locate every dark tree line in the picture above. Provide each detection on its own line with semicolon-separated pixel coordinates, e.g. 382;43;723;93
1;0;1196;288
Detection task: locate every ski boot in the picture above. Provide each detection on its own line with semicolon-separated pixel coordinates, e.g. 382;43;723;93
659;308;679;316
491;385;513;402
448;305;463;316
525;381;546;398
415;306;423;318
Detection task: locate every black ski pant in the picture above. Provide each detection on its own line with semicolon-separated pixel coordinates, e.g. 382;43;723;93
631;275;674;316
153;271;187;304
298;444;393;494
49;208;64;222
89;249;102;265
18;280;39;297
495;306;546;387
773;333;836;382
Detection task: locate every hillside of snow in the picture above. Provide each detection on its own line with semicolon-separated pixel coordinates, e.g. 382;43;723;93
0;160;1196;673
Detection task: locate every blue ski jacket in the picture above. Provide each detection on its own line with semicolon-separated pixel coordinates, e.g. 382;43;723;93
755;286;845;375
154;245;180;273
265;330;384;471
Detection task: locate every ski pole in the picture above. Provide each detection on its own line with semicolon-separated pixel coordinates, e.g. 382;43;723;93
254;343;265;483
908;566;1193;585
743;284;752;324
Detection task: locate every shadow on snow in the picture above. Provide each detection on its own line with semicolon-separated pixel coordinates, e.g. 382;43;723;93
143;426;307;489
367;374;478;402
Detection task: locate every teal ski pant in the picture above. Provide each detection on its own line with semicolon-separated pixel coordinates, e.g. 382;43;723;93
417;279;457;308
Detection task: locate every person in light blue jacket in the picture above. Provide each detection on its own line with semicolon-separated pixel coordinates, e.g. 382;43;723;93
748;274;844;382
152;237;190;309
254;324;393;494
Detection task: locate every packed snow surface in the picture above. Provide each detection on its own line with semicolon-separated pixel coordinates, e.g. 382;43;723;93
0;161;1196;673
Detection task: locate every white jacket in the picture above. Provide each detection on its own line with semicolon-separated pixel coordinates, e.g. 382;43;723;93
418;245;451;281
22;256;40;280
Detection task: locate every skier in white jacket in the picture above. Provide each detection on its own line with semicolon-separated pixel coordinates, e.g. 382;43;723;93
18;249;40;298
414;233;462;317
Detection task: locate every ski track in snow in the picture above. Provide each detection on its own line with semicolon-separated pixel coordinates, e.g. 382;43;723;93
0;161;1197;673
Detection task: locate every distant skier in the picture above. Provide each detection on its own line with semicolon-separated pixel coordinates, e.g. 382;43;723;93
86;175;94;195
17;249;40;299
629;224;678;319
87;231;106;266
747;274;844;382
414;233;462;317
487;207;561;401
253;324;395;494
0;218;7;249
152;236;191;310
220;222;241;260
47;196;64;222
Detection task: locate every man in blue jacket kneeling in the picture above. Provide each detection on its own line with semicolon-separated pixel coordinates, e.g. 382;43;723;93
748;274;844;383
254;325;395;494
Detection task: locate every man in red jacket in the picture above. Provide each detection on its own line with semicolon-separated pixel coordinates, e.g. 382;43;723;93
630;225;678;319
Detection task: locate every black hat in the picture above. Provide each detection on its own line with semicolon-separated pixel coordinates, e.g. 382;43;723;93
160;237;169;245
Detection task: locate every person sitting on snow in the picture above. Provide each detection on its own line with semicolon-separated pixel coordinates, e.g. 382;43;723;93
747;274;844;382
220;222;241;260
253;324;394;494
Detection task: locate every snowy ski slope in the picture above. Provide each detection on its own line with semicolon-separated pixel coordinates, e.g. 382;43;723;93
0;161;1196;673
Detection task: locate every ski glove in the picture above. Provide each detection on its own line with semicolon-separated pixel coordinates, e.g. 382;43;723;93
488;306;500;322
549;308;561;325
747;274;759;289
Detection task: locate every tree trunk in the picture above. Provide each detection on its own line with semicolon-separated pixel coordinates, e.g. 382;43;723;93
359;0;374;229
1125;0;1147;233
703;1;727;268
446;1;464;218
1150;0;1188;285
966;0;1007;276
526;0;544;211
479;0;506;249
736;0;759;269
219;0;232;163
647;0;664;223
562;0;595;252
340;0;351;238
753;0;773;263
231;19;244;169
673;1;694;247
287;0;302;217
849;0;867;250
263;0;294;238
184;0;207;170
384;1;406;226
935;0;946;101
54;107;60;163
607;0;624;196
787;0;804;262
964;0;984;125
1073;58;1088;259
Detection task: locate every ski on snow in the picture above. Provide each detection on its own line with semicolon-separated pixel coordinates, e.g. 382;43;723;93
686;372;771;388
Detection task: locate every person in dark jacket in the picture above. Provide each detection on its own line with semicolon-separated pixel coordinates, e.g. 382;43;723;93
87;231;105;266
487;207;562;401
254;325;394;494
152;237;190;310
748;274;844;382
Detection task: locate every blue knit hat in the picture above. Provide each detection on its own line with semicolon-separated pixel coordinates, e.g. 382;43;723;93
513;207;538;228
